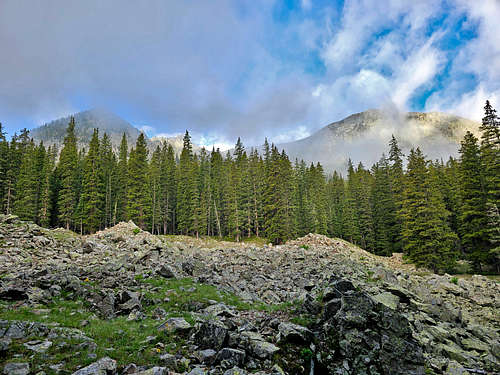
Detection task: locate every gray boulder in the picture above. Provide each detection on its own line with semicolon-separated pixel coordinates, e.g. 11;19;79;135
3;363;29;375
71;357;117;375
216;348;246;368
277;322;313;344
193;320;228;350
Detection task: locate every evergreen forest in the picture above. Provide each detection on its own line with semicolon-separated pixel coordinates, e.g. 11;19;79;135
0;101;498;273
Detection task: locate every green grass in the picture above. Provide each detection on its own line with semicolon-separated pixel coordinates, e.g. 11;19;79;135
0;277;296;373
44;228;78;242
140;277;294;313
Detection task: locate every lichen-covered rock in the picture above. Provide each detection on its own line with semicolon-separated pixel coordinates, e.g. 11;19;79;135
71;357;116;375
3;363;29;375
193;320;228;351
317;285;425;375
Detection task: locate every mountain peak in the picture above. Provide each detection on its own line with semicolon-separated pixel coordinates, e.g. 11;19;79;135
279;109;480;172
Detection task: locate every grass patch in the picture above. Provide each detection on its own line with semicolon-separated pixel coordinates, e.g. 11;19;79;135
0;277;296;372
140;277;293;313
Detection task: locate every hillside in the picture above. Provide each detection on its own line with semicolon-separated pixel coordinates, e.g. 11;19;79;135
278;109;480;172
0;215;498;374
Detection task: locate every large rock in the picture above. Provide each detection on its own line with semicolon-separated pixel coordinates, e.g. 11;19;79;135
158;317;192;334
71;357;117;375
277;322;313;344
216;348;246;368
317;287;425;375
193;320;228;351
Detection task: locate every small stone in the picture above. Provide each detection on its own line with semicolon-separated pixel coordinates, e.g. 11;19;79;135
223;367;247;375
0;337;11;353
216;348;246;368
122;364;138;374
133;367;167;375
372;292;400;310
152;307;167;320
196;349;217;364
270;364;286;375
3;363;29;375
187;368;206;375
23;340;52;353
157;265;176;279
444;360;470;375
157;317;191;334
159;353;177;369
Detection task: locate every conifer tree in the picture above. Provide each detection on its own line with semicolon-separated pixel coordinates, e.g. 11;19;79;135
14;140;38;221
100;133;116;228
80;129;104;233
458;131;488;267
127;133;150;229
400;148;457;271
371;155;397;256
326;171;345;238
149;146;162;234
247;149;264;237
159;142;177;234
39;145;56;227
479;100;500;268
344;160;361;244
388;135;404;252
0;123;9;213
115;133;128;224
57;117;79;230
177;131;197;234
210;148;225;238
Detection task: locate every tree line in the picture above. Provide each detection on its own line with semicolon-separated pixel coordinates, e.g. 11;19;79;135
0;101;498;273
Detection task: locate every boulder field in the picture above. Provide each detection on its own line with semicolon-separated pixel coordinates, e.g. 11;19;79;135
0;215;498;374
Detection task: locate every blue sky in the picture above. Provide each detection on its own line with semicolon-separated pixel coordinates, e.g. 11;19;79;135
1;0;499;148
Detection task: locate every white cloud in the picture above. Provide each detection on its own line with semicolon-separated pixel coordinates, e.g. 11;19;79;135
139;125;155;135
423;0;500;120
272;126;311;144
301;0;312;11
392;39;444;108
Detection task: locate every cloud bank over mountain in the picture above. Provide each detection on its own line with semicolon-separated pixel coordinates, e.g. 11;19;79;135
0;0;498;147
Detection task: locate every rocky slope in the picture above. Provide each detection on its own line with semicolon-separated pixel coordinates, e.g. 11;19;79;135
0;215;498;375
278;110;480;172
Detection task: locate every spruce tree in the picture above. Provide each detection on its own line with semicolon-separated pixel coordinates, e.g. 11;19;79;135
458;131;488;267
388;135;404;252
400;148;458;272
115;133;128;224
127;133;150;229
100;133;116;228
57;117;79;230
159;142;177;234
0;123;9;213
39;145;56;227
210;148;225;238
177;131;197;234
80;129;104;233
149;146;162;234
371;155;397;256
14;140;38;221
479;100;500;268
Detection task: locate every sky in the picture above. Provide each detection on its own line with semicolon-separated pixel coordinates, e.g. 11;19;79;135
0;0;499;150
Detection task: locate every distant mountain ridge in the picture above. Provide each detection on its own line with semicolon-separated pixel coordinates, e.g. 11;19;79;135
277;109;480;172
30;108;197;155
30;108;480;172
